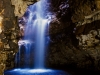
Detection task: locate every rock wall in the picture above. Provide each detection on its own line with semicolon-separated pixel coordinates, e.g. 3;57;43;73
32;0;100;71
0;0;19;75
11;0;37;17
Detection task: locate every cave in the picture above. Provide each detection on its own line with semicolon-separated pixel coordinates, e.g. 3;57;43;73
0;0;100;75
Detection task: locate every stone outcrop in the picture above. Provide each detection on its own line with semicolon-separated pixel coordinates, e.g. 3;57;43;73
95;0;100;10
0;0;19;75
0;52;6;75
11;0;37;17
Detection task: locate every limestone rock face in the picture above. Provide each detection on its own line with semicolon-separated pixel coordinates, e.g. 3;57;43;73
95;0;100;10
0;0;19;74
20;0;99;71
54;0;100;71
0;52;6;75
11;0;37;17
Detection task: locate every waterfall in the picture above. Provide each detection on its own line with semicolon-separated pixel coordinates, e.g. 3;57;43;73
16;0;50;69
4;0;69;75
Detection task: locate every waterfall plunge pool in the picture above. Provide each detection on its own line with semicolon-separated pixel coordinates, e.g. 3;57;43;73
4;69;70;75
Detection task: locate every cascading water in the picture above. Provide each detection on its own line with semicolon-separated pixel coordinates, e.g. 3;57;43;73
16;0;49;68
34;19;48;68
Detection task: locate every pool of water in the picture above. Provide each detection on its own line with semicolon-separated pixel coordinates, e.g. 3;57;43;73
4;69;70;75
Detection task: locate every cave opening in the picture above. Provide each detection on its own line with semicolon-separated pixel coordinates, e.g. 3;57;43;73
1;0;100;75
4;0;69;75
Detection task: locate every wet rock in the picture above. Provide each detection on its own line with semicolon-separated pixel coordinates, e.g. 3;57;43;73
0;52;7;75
0;0;19;74
69;0;95;23
0;16;3;34
11;0;37;17
0;64;5;75
76;30;100;48
95;0;100;10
